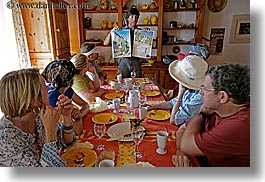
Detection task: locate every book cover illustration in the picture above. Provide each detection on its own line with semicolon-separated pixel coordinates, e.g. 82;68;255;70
111;29;131;58
132;29;154;58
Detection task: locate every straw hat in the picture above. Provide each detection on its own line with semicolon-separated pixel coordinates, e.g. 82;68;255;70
168;55;208;90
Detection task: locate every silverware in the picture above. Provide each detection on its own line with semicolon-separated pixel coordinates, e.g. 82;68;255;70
149;109;157;116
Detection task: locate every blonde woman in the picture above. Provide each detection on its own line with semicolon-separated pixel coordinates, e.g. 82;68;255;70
70;54;105;103
0;68;75;167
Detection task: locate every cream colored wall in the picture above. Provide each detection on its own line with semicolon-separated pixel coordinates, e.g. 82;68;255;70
64;0;80;55
203;0;250;66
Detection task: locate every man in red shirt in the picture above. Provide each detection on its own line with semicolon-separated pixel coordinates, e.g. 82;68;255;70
173;64;250;167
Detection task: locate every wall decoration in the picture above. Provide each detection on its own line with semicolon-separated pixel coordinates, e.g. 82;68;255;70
209;28;225;55
207;0;227;13
229;14;250;43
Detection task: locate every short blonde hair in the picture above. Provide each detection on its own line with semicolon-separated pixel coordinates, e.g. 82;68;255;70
0;68;41;117
70;54;87;74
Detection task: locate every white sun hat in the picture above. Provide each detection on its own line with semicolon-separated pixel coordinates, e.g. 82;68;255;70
82;46;99;56
168;55;208;90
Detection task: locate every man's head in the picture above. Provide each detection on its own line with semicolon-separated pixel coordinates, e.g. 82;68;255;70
201;64;250;109
168;55;208;90
126;8;140;28
80;42;99;62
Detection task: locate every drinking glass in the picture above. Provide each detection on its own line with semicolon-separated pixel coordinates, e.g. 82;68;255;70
139;94;147;107
113;98;120;113
94;123;106;151
131;126;145;159
123;84;129;96
124;95;132;114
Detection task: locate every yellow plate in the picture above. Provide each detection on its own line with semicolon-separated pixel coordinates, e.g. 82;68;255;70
146;110;170;121
135;78;150;84
104;92;124;99
92;113;118;124
142;90;160;97
61;148;97;167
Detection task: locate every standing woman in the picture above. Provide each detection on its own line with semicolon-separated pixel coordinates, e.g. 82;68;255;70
0;68;75;166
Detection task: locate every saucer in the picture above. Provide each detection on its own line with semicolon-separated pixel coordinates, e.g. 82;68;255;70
156;148;167;155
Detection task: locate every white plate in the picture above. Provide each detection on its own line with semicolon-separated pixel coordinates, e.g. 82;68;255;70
107;122;132;141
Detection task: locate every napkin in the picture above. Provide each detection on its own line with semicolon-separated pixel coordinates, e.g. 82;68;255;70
90;97;109;113
86;71;95;81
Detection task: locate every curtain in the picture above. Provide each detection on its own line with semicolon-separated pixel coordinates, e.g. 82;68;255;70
11;0;30;68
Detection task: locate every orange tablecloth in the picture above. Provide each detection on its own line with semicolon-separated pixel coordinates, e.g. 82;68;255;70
77;82;179;167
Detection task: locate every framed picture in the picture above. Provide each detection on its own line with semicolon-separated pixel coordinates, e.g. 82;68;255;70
229;14;250;43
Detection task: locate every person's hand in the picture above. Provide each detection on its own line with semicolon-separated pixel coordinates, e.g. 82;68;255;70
170;115;175;124
40;105;61;142
87;65;97;73
143;27;150;31
56;94;73;117
40;105;61;128
200;105;215;116
72;109;82;120
177;84;186;97
172;154;193;167
165;89;173;101
112;25;122;31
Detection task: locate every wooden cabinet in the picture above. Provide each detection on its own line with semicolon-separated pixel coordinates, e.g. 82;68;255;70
78;0;205;63
161;0;205;57
20;0;71;69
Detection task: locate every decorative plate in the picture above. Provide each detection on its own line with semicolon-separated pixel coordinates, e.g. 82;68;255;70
61;148;97;167
146;110;170;121
107;122;132;141
92;113;118;124
104;92;124;99
142;90;160;97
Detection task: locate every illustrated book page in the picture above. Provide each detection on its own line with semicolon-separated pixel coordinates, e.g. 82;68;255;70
111;29;131;58
132;29;154;58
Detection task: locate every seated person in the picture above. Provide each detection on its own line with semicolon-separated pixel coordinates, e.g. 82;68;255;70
0;68;75;166
70;54;105;103
173;64;250;167
41;60;90;136
166;43;210;100
80;42;106;85
148;55;208;127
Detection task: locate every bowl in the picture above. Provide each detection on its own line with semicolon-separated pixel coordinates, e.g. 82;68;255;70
147;59;156;65
86;5;97;10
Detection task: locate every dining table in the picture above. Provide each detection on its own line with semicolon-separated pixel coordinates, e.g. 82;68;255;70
74;78;180;167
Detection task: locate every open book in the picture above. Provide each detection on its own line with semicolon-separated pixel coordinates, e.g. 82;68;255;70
111;29;154;58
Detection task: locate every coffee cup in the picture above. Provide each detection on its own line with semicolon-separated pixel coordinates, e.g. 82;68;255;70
99;159;114;167
156;131;168;155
